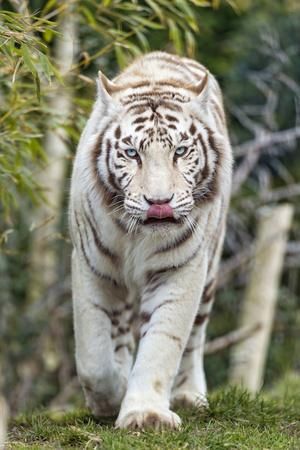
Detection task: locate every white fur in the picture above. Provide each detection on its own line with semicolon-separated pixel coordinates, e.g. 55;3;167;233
69;52;233;429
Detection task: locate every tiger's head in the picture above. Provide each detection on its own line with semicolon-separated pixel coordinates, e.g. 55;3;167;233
93;71;226;233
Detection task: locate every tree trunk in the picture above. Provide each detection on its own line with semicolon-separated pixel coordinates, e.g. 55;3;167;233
28;12;76;302
229;204;294;392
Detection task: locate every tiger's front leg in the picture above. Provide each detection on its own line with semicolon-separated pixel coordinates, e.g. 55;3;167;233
171;278;216;409
72;251;134;417
116;258;207;430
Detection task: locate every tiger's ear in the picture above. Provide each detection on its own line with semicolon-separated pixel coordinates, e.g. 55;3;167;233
189;70;214;112
194;71;209;97
97;70;118;102
189;71;212;110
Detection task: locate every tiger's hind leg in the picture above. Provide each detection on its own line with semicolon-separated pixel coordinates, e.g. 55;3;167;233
171;279;216;409
72;252;135;417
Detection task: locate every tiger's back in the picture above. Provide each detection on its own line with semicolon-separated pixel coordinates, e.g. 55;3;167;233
69;51;232;429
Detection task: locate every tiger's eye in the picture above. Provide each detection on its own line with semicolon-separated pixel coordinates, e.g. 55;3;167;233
125;148;138;158
175;146;188;157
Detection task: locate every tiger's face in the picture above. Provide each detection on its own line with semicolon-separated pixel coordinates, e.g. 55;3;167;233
95;81;221;232
98;100;218;228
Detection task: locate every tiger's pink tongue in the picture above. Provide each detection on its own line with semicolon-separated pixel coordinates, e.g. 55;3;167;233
147;204;174;219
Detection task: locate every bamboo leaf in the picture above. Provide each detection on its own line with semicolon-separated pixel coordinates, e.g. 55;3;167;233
134;17;164;30
189;0;212;6
38;53;53;83
144;0;165;23
185;29;196;57
136;30;150;51
114;45;127;69
167;18;183;54
21;45;37;76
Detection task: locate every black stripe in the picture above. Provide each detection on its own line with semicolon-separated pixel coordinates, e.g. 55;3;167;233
194;313;209;326
115;126;121;139
154;225;194;254
141;329;182;349
92;121;118;205
132;116;149;124
123;94;185;107
114;163;126;170
105;138;121;191
192;119;222;204
146;240;202;282
83;204;118;264
74;211;118;284
92;304;111;320
165;114;179;122
182;172;193;186
202;279;216;304
116;172;128;185
174;375;187;389
147;299;174;318
114;343;133;353
197;133;209;179
189;122;196;135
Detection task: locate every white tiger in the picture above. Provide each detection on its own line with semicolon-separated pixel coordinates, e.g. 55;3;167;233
69;51;233;430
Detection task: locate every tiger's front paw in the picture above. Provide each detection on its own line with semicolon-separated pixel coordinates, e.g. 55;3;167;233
115;407;181;430
171;391;208;409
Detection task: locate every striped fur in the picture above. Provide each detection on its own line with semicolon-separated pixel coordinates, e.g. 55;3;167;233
69;52;232;430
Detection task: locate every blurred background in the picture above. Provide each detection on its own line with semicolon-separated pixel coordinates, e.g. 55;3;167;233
0;0;299;415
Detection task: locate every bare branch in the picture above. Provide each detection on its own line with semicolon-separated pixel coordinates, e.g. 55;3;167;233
234;126;300;157
228;103;264;136
204;323;262;355
260;183;300;202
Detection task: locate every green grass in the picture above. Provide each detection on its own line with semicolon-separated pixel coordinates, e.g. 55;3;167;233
8;378;300;449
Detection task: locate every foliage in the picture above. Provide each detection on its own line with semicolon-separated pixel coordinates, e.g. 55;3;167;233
0;0;237;222
0;11;56;220
7;380;300;449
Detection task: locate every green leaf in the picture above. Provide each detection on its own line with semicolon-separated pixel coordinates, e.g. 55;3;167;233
114;45;127;69
167;18;183;54
43;28;54;43
144;0;165;23
174;0;199;32
42;0;59;14
21;45;37;76
79;6;97;26
38;53;53;83
189;0;212;6
122;41;142;57
136;31;150;52
185;29;196;57
134;17;164;30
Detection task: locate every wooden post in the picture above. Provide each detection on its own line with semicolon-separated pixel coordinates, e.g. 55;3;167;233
229;204;294;392
0;396;8;450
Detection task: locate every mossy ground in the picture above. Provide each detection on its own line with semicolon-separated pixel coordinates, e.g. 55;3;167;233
8;375;300;449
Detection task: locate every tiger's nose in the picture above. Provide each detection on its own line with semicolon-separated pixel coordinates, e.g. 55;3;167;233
144;194;174;205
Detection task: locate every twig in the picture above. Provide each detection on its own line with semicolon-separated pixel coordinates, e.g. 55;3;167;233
233;126;300;157
204;323;262;355
260;183;300;202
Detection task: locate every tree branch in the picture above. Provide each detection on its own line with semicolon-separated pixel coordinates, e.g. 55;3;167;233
234;126;300;158
204;323;262;355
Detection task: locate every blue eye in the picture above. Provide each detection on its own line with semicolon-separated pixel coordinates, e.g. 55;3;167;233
125;148;138;158
175;146;188;157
